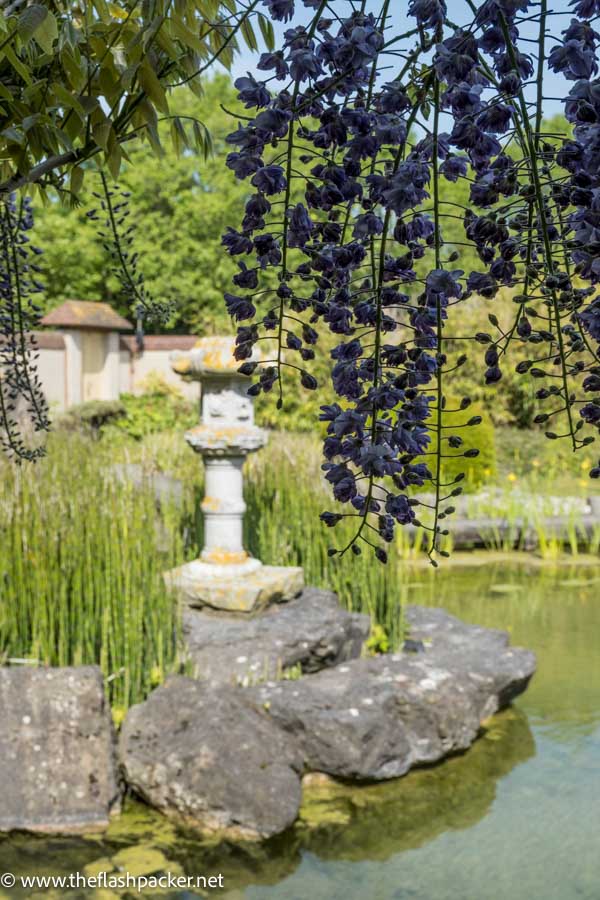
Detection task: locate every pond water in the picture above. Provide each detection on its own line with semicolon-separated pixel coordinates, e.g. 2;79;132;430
1;560;599;900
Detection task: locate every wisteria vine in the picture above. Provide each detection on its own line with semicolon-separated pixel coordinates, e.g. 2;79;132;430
220;0;600;564
0;197;49;462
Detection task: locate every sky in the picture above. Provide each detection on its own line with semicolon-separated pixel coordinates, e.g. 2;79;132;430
221;0;578;121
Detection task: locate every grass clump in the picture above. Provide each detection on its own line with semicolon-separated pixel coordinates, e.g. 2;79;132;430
0;433;188;713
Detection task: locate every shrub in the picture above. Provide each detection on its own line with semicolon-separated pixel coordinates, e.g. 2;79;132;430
106;391;196;441
420;398;496;492
57;399;126;437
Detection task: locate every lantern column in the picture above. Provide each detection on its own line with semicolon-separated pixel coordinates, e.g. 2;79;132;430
164;336;303;614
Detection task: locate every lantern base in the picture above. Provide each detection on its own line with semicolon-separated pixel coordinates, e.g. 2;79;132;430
165;561;304;614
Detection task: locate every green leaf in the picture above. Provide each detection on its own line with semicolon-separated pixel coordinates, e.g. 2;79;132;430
139;61;169;115
79;95;100;115
33;10;58;53
22;113;50;132
51;83;85;116
169;16;205;54
258;14;275;52
192;119;212;160
92;120;112;151
169;116;190;157
70;165;84;196
92;0;111;23
106;142;122;179
18;4;47;41
1;126;25;146
240;18;258;52
3;45;32;84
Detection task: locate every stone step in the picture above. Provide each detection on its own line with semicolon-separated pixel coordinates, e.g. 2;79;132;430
245;605;536;782
182;587;371;687
0;666;121;834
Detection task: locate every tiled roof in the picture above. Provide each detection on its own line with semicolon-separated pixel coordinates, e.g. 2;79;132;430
0;331;65;350
120;335;198;353
41;301;133;331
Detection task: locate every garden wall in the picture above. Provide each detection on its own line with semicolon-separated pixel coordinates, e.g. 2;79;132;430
14;331;201;412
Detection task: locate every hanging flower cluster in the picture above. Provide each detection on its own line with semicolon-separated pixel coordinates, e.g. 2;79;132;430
220;0;600;562
0;196;48;462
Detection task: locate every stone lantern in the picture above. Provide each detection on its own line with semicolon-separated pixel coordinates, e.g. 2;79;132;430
165;336;303;613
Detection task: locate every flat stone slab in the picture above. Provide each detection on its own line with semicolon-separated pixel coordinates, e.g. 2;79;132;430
0;666;121;834
183;587;370;686
246;606;536;781
166;562;304;613
119;677;303;840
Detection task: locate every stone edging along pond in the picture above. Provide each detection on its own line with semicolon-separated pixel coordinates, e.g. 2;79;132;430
438;514;600;550
0;590;536;841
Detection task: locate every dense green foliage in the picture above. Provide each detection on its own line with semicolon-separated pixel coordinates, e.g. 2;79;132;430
34;77;250;334
106;389;197;441
0;1;267;196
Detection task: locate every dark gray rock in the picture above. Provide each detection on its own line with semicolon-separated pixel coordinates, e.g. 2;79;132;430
0;666;121;834
119;677;303;840
182;587;370;686
246;606;536;782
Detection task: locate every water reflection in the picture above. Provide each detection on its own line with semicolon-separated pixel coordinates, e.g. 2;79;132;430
0;709;534;899
296;707;535;863
408;563;600;738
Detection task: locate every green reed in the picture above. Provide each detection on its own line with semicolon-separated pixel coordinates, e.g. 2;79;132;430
0;434;187;715
244;434;412;648
3;425;599;713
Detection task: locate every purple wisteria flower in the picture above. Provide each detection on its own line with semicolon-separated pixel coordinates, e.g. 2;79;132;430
217;0;600;563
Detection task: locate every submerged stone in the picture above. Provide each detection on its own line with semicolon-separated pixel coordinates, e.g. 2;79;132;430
246;605;536;781
296;706;535;862
182;587;370;685
0;666;121;834
119;677;303;840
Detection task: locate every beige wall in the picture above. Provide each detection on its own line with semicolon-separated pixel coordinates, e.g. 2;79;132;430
31;330;200;410
127;349;199;401
36;346;67;411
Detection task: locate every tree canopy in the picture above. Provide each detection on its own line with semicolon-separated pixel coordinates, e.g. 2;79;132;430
33;75;250;334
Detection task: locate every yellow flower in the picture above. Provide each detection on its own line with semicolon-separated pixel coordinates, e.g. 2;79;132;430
578;479;588;489
150;665;163;687
112;706;126;728
532;458;540;468
507;472;518;483
580;458;591;471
